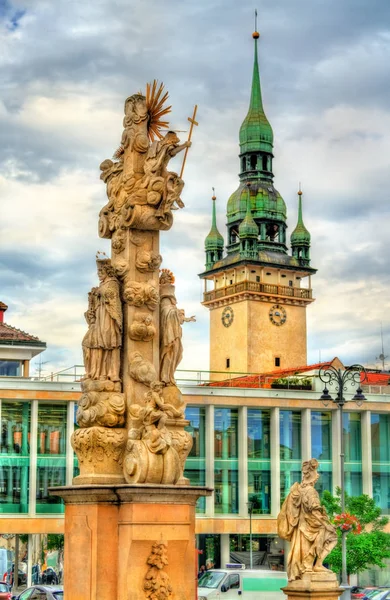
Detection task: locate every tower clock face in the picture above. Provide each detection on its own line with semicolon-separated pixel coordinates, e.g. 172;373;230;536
269;304;287;326
222;306;234;327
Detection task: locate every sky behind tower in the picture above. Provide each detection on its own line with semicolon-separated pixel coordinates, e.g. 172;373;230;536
1;0;390;377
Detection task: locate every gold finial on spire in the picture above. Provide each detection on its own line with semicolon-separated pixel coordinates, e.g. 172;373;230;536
212;187;216;201
298;181;303;196
253;8;260;39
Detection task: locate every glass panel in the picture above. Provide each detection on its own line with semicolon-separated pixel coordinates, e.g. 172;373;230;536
311;412;332;460
311;411;332;494
215;408;238;459
248;409;270;458
0;360;21;376
280;411;301;504
0;401;30;513
280;411;301;460
185;406;206;513
214;408;238;514
248;409;271;514
343;412;362;496
36;403;67;514
214;465;239;514
372;414;390;513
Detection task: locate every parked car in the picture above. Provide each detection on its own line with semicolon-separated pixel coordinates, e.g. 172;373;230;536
366;590;390;600
361;589;389;600
352;587;369;600
0;581;11;600
11;585;63;600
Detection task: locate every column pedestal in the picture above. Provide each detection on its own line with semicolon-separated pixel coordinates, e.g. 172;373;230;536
282;572;343;600
51;484;212;600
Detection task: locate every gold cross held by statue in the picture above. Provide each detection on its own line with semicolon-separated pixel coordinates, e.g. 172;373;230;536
180;104;198;178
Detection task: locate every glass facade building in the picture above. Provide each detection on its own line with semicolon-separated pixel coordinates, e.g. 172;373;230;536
214;408;239;514
371;413;390;514
247;409;271;514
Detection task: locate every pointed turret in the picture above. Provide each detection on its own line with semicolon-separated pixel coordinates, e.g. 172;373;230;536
291;187;311;265
239;184;259;260
239;29;273;169
205;190;224;270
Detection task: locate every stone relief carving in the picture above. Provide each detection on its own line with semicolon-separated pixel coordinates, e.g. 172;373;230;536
77;387;125;428
124;382;182;484
136;249;163;273
98;91;190;236
129;351;158;387
144;541;172;600
82;255;122;383
159;269;195;385
123;280;159;310
129;312;156;341
112;228;126;254
277;458;338;581
72;427;126;468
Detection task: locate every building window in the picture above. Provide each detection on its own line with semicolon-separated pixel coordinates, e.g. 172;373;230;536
36;402;67;514
343;412;362;496
275;357;280;367
229;280;233;285
0;401;31;514
371;413;390;514
0;360;22;376
280;411;302;502
247;409;271;515
214;408;239;514
281;274;286;278
185;407;206;513
311;412;332;494
256;276;260;283
226;358;230;369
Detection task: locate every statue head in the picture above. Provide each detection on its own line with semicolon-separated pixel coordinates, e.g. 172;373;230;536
96;252;116;281
301;458;320;487
162;130;180;146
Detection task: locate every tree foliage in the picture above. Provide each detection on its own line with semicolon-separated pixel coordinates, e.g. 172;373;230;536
46;534;64;552
321;488;390;575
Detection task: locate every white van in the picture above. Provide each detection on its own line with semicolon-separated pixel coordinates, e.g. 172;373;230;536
198;566;287;600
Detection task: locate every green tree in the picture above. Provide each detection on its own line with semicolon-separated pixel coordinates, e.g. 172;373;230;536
46;535;64;553
321;489;390;575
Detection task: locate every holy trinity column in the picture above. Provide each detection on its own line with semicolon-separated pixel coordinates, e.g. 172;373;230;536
72;82;197;486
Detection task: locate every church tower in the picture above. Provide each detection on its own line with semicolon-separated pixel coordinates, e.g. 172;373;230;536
199;27;316;377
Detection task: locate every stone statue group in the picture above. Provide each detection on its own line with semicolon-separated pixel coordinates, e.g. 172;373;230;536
72;84;196;487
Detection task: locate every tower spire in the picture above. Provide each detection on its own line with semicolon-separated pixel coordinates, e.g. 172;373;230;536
291;185;311;265
204;188;224;270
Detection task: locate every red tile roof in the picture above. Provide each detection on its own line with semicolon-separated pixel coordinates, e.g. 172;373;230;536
0;321;44;345
362;372;390;386
207;359;339;388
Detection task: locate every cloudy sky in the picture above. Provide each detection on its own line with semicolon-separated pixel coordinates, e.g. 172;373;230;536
1;0;390;379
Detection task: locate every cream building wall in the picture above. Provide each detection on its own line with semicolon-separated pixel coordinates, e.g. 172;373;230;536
209;299;307;375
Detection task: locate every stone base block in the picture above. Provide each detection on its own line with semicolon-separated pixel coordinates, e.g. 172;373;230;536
283;571;343;600
51;484;212;600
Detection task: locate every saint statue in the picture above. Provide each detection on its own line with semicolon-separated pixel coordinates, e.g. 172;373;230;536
159;270;195;386
277;458;337;581
82;255;122;382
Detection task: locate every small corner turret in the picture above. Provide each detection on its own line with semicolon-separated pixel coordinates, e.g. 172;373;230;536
204;188;224;270
291;186;311;266
239;183;259;260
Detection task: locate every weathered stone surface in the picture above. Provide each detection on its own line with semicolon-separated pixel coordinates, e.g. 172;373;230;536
277;458;338;583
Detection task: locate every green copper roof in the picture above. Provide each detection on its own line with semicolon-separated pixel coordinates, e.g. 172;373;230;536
239;188;259;238
227;182;286;224
291;192;310;246
239;34;273;155
205;196;224;250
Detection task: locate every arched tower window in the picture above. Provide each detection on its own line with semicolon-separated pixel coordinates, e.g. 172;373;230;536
262;155;267;171
250;154;257;170
241;157;246;172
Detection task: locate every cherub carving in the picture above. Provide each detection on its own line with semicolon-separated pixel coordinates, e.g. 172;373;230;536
128;351;158;387
123;280;159;310
135;249;163;273
129;313;156;341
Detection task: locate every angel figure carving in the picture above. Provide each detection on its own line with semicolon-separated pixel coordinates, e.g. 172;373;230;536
82;255;122;382
159;269;195;386
277;459;337;581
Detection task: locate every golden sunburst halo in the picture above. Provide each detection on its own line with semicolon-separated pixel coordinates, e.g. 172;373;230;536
146;80;172;141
